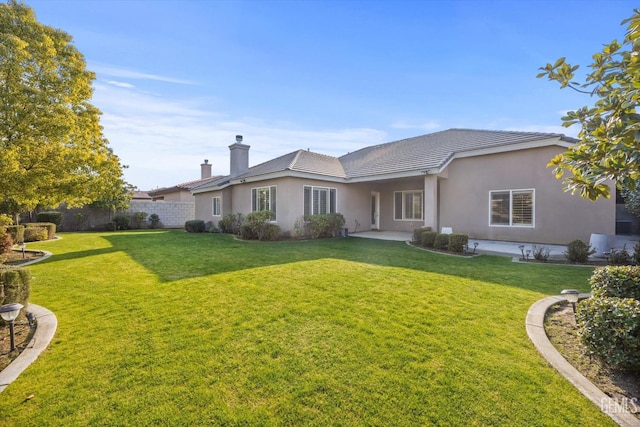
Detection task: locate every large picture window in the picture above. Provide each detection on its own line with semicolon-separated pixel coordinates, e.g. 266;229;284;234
212;196;221;216
304;186;337;216
394;191;423;221
251;186;277;218
490;189;534;226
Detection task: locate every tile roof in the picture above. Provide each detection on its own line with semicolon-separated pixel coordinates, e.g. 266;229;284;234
339;128;577;178
236;149;346;179
192;128;575;191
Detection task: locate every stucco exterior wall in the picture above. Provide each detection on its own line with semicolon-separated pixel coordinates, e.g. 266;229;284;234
437;146;616;244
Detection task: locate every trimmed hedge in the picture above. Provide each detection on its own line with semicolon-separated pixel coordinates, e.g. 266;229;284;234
448;233;468;254
36;211;63;229
0;265;31;326
185;220;206;233
24;222;55;240
420;231;437;248
6;225;24;244
577;296;640;371
434;233;450;250
24;226;48;242
413;227;432;243
589;266;640;300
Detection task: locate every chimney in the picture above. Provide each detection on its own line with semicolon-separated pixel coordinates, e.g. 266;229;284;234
200;159;212;179
229;135;250;177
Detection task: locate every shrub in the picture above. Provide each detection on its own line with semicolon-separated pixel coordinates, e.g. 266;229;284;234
36;211;63;229
131;212;148;229
306;213;345;239
0;265;31;326
239;223;256;240
25;222;55;240
589;266;640;300
564;239;595;263
149;214;161;229
577;296;640;371
0;228;13;257
531;245;550;262
634;242;640;266
420;231;438;248
262;223;281;241
448;233;468;254
74;212;87;231
434;233;449;250
185;220;206;233
608;245;632;265
413;227;431;243
104;222;117;232
218;213;244;235
6;225;24;244
113;215;131;231
24;226;48;242
241;211;280;241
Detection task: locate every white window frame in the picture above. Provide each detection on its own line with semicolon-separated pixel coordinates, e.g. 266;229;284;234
303;185;337;216
212;196;221;216
394;190;423;221
251;185;277;220
489;189;535;227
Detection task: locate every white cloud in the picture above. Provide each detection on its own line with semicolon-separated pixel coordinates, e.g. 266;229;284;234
105;80;135;88
91;81;387;190
91;63;196;85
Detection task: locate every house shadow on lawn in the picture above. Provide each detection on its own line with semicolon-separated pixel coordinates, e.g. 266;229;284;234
83;231;590;294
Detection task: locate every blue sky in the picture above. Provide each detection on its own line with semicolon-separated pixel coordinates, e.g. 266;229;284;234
25;0;637;190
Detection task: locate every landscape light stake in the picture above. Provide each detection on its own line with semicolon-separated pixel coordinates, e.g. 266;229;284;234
0;303;24;352
19;242;25;259
560;289;580;314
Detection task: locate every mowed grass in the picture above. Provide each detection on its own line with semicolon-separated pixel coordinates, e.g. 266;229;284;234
0;230;615;426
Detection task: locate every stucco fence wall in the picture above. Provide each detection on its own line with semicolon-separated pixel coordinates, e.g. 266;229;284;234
51;201;195;231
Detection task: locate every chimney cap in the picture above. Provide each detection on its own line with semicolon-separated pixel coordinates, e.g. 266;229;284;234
236;135;243;143
203;159;209;164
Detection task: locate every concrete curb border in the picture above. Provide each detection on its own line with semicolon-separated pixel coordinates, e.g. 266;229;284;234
526;296;640;427
0;304;57;394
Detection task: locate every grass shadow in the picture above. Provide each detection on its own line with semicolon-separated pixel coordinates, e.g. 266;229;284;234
96;230;592;293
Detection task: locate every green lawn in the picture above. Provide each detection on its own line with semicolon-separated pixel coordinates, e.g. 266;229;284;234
0;230;614;426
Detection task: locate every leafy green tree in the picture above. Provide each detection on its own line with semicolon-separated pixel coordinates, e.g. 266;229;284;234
0;1;130;222
537;9;640;200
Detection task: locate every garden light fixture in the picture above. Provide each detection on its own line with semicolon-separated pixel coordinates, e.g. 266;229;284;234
0;302;24;352
19;242;25;259
560;289;580;313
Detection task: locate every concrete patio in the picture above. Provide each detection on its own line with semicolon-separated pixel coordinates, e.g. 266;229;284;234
350;230;640;259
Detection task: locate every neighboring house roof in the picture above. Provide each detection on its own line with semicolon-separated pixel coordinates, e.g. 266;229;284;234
132;191;152;200
191;129;578;193
149;175;223;197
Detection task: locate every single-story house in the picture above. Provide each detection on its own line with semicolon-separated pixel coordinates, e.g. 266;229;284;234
191;130;616;244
